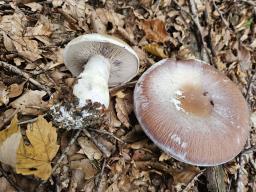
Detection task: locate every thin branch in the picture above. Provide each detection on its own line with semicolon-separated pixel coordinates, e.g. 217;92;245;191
95;158;107;192
0;61;51;95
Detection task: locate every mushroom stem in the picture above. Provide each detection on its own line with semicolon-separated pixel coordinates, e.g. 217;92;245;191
73;55;110;108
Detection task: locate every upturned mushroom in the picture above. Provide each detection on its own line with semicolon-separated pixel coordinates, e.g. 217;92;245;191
64;33;139;108
134;59;250;166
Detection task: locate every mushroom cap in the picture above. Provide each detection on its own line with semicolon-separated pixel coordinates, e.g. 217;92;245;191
134;59;250;166
63;33;139;87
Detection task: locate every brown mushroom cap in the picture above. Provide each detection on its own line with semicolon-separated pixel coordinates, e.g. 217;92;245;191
134;59;250;166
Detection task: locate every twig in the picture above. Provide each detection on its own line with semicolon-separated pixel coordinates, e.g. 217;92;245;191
0;61;51;95
212;0;230;28
182;170;205;192
88;128;125;144
95;158;107;192
0;164;25;192
242;146;256;155
188;0;213;64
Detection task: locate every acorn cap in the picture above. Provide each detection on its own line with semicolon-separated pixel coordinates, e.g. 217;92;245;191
134;59;250;166
63;33;139;86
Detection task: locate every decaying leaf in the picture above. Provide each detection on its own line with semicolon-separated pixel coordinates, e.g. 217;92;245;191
141;19;169;43
16;116;59;180
0;177;16;192
0;82;9;106
143;44;167;58
70;159;98;180
8;82;25;98
251;112;256;128
77;136;102;160
0;115;22;167
172;166;201;186
115;92;133;128
11;90;50;115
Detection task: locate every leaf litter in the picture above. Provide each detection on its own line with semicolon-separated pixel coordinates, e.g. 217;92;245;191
0;0;255;191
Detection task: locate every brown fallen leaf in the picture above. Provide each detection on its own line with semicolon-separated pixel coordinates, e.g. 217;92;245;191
25;15;52;37
8;82;25;98
0;115;22;167
77;136;102;160
2;32;15;52
141;19;169;43
70;159;98;180
0;177;16;192
172;165;201;186
16;116;59;180
115;92;133;128
143;44;167;58
0;82;9;106
11;90;50;115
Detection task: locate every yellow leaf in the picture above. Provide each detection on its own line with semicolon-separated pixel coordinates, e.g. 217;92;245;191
16;116;59;180
143;44;167;58
0;115;22;167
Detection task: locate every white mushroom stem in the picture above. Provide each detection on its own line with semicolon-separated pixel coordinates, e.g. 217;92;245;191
73;55;110;108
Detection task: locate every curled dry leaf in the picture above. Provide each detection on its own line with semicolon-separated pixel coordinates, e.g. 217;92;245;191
16;116;59;180
141;19;169;43
11;90;50;115
77;136;102;160
70;159;98;180
143;44;167;58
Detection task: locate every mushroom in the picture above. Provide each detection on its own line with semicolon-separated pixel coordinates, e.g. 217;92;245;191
134;59;250;166
63;33;139;108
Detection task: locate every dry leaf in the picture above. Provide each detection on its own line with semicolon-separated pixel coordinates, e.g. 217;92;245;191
25;2;43;12
0;82;9;106
16;116;59;180
141;19;169;43
251;112;256;128
0;115;22;167
25;15;52;37
173;166;200;186
143;44;167;58
0;177;16;192
115;96;132;128
238;45;251;71
77;136;102;160
11;90;50;115
8;82;25;98
2;32;15;52
12;38;41;62
62;0;86;20
70;159;98;180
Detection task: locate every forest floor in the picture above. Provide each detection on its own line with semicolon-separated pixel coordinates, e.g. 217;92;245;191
0;0;255;191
